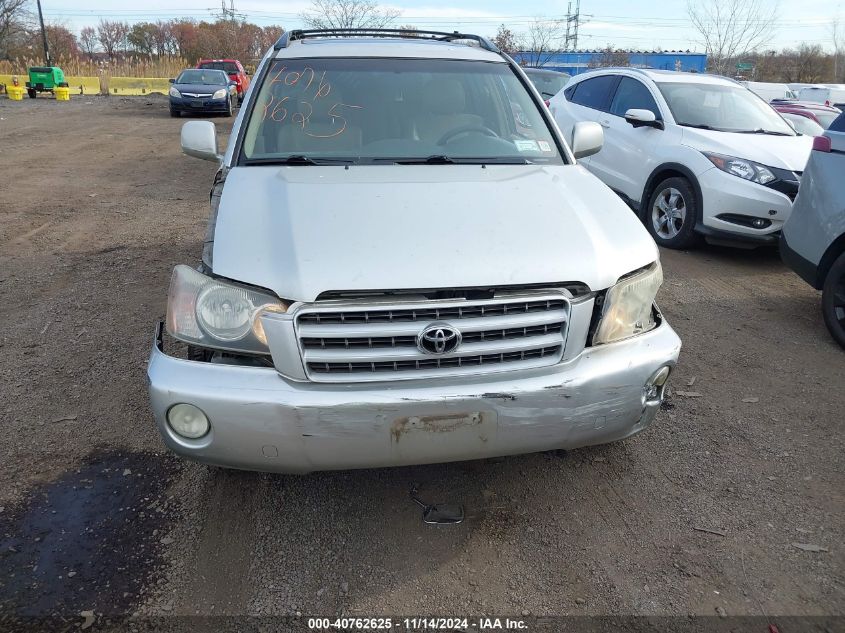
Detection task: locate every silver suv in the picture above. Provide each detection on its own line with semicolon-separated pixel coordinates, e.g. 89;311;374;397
149;29;681;473
781;112;845;349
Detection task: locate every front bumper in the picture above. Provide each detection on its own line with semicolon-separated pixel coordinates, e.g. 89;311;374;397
169;96;229;113
148;321;681;473
698;167;794;242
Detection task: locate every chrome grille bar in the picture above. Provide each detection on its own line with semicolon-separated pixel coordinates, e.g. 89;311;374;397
293;293;570;382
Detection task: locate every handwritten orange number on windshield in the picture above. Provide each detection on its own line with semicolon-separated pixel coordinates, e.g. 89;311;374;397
304;103;363;138
261;94;290;122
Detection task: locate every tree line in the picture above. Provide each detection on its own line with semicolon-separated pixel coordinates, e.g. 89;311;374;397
1;15;284;64
1;0;842;83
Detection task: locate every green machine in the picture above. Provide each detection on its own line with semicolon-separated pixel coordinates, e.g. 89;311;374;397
25;66;67;98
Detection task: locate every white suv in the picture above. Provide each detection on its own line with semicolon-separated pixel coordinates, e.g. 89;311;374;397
550;69;813;249
149;29;681;473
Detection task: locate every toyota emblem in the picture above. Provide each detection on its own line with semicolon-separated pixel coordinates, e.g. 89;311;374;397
417;323;462;355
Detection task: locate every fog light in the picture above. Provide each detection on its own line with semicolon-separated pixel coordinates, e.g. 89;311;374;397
752;218;767;229
166;403;210;439
644;366;671;404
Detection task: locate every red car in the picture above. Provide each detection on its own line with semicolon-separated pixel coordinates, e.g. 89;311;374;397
196;59;250;103
771;100;841;130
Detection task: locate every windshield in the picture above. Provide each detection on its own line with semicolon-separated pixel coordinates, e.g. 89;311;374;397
527;71;568;99
657;82;796;135
199;61;239;74
177;70;226;85
240;58;565;165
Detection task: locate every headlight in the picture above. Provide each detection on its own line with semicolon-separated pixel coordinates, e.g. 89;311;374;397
169;86;181;98
212;88;227;99
593;262;663;345
702;152;776;185
166;265;288;354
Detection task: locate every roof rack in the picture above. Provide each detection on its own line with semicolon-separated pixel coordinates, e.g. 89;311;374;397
274;28;500;54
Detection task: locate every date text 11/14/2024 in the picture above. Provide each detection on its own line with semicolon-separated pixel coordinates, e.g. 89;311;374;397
307;617;529;630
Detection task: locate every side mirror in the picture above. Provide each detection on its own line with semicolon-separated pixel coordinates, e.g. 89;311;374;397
169;78;175;84
570;121;603;159
624;108;664;130
181;121;222;163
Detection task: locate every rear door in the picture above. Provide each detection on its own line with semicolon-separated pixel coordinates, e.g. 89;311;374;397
590;76;664;201
555;74;619;168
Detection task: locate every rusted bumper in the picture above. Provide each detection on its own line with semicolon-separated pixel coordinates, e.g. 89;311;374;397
148;322;681;473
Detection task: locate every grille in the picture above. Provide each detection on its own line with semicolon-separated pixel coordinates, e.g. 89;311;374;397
295;294;569;382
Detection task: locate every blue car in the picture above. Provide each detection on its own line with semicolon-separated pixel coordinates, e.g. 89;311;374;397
169;69;237;118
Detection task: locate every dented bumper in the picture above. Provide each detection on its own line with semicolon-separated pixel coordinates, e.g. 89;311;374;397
147;323;681;473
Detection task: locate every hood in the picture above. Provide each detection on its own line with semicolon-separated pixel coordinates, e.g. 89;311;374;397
174;83;226;94
211;164;658;302
681;128;813;172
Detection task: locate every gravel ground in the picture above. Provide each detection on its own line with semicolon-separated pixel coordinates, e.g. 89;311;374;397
0;96;842;628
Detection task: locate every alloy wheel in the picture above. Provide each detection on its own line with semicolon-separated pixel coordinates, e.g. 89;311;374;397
651;187;687;240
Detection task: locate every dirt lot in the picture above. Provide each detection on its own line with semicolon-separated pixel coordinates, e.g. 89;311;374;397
0;96;843;628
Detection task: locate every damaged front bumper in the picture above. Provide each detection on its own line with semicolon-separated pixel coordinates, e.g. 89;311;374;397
148;322;681;473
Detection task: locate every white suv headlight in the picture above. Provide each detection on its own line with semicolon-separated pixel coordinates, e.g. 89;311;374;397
212;88;227;99
593;262;663;345
702;152;776;185
166;265;287;354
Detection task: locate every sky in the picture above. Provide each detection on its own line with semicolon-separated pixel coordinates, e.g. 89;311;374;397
38;0;842;53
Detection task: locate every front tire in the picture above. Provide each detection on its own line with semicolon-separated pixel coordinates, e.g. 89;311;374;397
170;109;180;118
225;97;233;117
645;177;700;249
27;88;36;99
822;252;845;350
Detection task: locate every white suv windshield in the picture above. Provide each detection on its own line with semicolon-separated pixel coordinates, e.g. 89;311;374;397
657;82;796;136
240;58;565;165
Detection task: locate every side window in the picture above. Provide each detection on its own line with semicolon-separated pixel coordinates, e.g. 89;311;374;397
568;76;618;111
610;78;661;118
830;112;845;132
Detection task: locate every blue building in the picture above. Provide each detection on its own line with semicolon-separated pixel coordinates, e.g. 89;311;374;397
513;50;707;76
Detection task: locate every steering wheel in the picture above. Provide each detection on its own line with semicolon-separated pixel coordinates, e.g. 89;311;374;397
437;124;500;146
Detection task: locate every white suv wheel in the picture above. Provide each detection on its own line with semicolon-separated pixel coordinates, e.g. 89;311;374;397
651;187;686;239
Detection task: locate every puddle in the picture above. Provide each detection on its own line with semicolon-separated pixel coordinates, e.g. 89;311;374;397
0;450;181;619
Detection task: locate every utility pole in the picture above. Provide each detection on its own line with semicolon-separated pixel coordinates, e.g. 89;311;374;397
36;0;51;66
213;0;244;54
564;0;581;51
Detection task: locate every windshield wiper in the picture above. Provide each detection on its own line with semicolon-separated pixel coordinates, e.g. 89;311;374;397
735;128;792;136
382;155;531;165
394;155;457;165
244;155;355;166
679;123;724;131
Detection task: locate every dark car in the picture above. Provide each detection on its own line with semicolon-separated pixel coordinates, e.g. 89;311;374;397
523;67;570;103
169;69;237;118
197;59;250;103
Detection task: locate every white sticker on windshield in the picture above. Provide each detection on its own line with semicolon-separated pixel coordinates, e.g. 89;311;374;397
515;139;539;152
538;140;552;152
703;92;721;108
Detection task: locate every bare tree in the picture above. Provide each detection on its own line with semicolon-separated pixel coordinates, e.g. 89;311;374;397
301;0;400;30
781;44;832;83
588;45;631;68
687;0;779;76
0;0;31;59
492;23;518;55
832;17;843;82
79;25;98;58
518;18;564;67
97;19;129;59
